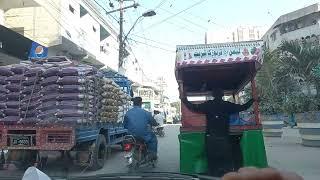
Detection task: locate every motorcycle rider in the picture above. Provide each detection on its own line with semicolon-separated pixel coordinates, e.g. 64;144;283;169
154;110;164;126
124;97;159;160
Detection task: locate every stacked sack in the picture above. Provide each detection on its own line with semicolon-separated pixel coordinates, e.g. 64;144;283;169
98;77;132;123
38;65;98;124
0;59;131;125
0;66;18;122
20;65;44;124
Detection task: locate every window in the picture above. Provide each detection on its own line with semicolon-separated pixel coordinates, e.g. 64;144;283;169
80;5;88;17
270;31;277;41
100;25;111;41
93;26;96;32
69;5;75;14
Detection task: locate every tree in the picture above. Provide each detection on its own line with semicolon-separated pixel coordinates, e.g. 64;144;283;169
277;41;320;96
170;101;181;115
254;50;282;114
274;40;320;113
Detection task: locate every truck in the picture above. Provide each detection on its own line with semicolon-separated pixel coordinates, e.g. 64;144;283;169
0;58;131;170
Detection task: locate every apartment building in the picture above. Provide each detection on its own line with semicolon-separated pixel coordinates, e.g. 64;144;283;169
0;0;120;70
263;3;320;50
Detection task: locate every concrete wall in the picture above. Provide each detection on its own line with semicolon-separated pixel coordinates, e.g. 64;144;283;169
0;9;4;25
98;36;119;71
4;0;62;47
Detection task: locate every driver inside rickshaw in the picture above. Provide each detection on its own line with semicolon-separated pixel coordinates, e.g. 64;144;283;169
180;87;257;176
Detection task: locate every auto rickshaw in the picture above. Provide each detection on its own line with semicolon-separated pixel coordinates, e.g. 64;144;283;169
175;40;268;174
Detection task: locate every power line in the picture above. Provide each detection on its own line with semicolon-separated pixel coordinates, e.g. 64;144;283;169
154;0;168;10
131;34;174;48
137;5;204;35
92;0;119;24
128;38;175;53
158;6;207;30
141;0;208;32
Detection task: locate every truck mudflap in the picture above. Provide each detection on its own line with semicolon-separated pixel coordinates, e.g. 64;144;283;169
0;125;75;150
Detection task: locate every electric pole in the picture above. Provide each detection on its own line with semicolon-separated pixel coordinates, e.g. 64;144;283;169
118;0;124;69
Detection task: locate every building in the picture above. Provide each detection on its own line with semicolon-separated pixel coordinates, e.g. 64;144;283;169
208;25;265;43
263;3;320;50
0;0;120;69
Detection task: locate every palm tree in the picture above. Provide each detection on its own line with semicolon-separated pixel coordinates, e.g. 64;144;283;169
276;40;320;96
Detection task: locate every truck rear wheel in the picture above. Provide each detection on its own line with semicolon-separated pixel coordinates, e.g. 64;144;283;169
90;134;107;170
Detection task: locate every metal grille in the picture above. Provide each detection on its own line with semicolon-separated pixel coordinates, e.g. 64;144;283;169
47;131;72;143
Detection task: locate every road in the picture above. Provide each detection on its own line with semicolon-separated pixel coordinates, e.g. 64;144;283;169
69;124;180;177
265;127;320;180
0;125;319;180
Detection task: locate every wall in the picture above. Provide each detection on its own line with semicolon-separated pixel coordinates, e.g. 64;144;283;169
4;0;62;47
98;36;119;70
0;9;4;25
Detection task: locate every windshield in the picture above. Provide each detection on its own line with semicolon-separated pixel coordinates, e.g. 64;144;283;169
0;0;319;180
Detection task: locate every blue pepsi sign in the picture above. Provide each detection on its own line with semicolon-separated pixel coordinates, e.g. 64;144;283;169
28;42;48;60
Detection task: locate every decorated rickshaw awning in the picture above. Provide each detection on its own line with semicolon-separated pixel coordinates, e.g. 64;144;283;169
175;40;264;67
175;40;264;95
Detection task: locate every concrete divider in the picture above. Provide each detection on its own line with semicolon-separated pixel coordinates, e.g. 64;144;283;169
296;112;320;147
261;114;284;137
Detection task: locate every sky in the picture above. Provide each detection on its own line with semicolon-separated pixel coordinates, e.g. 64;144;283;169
99;0;320;101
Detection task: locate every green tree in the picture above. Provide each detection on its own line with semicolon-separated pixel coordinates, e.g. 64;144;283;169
274;41;320;113
254;50;282;114
170;101;181;114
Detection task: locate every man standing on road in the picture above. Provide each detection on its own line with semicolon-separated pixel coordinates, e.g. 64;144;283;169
124;97;158;160
180;87;256;176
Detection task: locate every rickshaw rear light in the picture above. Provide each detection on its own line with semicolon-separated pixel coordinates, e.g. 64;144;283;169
124;143;133;151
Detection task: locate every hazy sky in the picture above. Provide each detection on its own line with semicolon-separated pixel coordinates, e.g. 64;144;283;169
99;0;319;101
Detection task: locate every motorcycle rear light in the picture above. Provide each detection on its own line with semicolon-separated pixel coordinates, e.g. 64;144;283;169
124;143;132;151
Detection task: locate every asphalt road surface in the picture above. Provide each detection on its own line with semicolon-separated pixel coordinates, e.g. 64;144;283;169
69;124;181;177
0;125;319;180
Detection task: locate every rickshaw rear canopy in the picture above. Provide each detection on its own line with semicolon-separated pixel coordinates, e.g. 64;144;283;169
175;40;264;95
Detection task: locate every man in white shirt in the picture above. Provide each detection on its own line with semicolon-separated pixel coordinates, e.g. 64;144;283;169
153;110;164;126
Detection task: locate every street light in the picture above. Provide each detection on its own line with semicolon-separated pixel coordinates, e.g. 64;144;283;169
119;10;156;69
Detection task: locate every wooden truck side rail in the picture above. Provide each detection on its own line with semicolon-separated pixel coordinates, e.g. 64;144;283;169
0;124;75;150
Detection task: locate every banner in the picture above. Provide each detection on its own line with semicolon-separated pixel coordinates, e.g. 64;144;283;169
176;40;264;66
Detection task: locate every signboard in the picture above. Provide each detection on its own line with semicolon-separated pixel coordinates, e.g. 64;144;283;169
142;102;151;111
176;40;264;67
28;42;48;60
138;88;153;101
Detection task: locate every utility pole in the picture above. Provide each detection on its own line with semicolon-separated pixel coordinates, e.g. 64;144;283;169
118;0;124;69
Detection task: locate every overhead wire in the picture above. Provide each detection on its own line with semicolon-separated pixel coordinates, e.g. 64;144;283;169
128;38;175;53
131;34;174;48
157;7;207;30
136;7;152;66
140;0;208;32
154;0;168;10
92;0;119;24
136;5;203;35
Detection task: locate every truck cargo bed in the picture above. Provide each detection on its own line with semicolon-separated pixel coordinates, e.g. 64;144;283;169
0;122;127;151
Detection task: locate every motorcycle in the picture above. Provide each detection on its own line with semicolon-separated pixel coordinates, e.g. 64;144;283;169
123;135;157;171
153;126;165;137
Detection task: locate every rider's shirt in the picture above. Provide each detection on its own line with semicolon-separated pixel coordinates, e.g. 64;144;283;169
154;114;164;126
124;106;155;140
